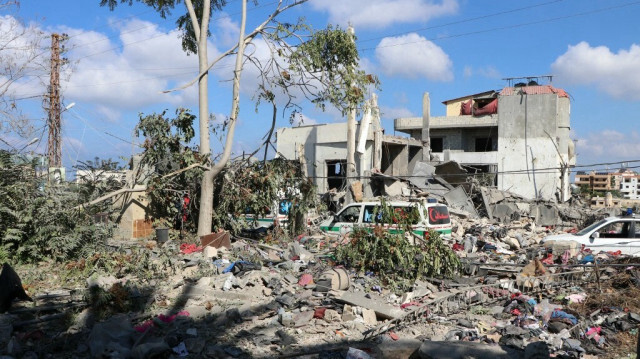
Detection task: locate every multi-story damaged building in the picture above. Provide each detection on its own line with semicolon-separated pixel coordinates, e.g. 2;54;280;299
276;97;422;194
395;82;575;201
276;79;576;202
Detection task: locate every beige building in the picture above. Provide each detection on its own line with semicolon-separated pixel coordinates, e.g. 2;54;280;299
575;171;618;191
590;195;640;209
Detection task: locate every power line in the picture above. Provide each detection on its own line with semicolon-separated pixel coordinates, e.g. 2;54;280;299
55;1;638;90
60;69;195;89
10;94;44;101
361;1;640;51
357;0;566;44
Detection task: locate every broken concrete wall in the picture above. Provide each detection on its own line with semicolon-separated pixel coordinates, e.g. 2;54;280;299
113;185;152;239
497;93;571;202
530;204;560;227
444;187;478;218
276;123;375;193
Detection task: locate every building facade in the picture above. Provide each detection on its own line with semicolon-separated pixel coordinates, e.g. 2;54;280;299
575;171;618;192
618;171;640;199
394;84;575;202
276;98;422;193
575;169;640;200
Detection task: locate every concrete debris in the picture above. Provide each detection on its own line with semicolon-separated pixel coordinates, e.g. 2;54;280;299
444;186;478;218
5;175;640;359
88;314;135;358
416;340;523;359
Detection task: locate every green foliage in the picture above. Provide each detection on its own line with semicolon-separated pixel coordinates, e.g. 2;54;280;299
99;0;227;55
212;158;319;235
286;25;380;115
334;200;461;292
135;109;203;230
0;150;117;263
73;157;126;208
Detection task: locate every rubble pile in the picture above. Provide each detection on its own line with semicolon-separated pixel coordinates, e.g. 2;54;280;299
1;212;640;358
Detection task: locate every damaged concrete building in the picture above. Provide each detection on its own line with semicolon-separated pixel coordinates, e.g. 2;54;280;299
395;80;575;202
276;96;422;195
276;79;575;205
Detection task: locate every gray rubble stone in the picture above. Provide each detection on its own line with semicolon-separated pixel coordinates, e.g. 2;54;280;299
185;337;206;355
342;304;357;321
324;309;340;323
293;311;314;327
131;341;170;359
88;314;134;358
524;342;550;359
417;341;523;359
279;311;294;327
362;308;377;326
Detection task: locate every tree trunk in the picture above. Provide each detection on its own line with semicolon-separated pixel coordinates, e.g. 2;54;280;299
186;0;214;237
197;0;248;235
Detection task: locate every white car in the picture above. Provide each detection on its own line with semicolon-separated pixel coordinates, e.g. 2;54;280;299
319;199;452;238
542;215;640;256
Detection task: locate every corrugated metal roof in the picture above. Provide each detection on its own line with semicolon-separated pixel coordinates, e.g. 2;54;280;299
441;90;497;104
500;85;569;98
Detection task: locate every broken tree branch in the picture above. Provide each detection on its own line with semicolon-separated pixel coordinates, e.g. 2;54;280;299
162;0;308;94
73;188;146;210
74;163;208;210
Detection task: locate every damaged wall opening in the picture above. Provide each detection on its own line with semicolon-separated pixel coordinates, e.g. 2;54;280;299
430;137;444;152
466;164;498;186
326;159;347;191
381;144;404;176
474;137;493;152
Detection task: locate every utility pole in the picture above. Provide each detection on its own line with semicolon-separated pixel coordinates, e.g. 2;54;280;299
47;33;62;168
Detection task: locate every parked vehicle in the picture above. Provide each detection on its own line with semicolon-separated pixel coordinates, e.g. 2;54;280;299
319;199;452;237
241;200;292;228
542;214;640;256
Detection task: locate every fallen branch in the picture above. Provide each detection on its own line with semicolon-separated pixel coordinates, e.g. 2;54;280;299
74;163;208;210
73;188;146;210
160;163;210;179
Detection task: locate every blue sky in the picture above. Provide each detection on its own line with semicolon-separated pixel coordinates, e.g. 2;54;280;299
4;0;640;174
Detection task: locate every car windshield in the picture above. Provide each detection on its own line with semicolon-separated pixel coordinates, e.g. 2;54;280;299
575;219;608;236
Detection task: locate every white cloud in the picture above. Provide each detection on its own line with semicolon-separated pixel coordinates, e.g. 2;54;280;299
463;65;473;78
574;130;640;162
58;18;220;112
0;15;48;99
380;105;414;120
375;33;453;81
552;42;640;100
214;13;240;48
95;105;121;123
309;0;458;29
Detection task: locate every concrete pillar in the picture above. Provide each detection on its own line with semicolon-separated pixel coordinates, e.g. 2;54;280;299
371;94;382;170
421;92;431;161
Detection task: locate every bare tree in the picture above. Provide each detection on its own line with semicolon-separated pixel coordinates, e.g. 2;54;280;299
101;0;375;236
0;1;47;138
